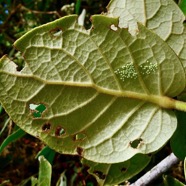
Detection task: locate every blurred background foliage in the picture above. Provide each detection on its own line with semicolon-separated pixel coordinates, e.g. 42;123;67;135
0;0;109;67
0;0;186;186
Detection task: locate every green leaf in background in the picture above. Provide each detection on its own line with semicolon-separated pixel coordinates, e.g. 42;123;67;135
0;127;26;154
56;172;67;186
83;154;151;186
107;0;186;72
31;177;38;186
38;156;52;186
171;93;186;160
0;118;10;136
75;0;82;14
184;157;186;181
36;146;56;165
0;180;11;186
179;0;186;15
0;12;186;164
0;104;3;114
16;176;38;186
162;175;185;186
170;110;186;160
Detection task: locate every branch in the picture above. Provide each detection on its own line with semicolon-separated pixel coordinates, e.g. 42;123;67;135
130;153;179;186
20;5;61;18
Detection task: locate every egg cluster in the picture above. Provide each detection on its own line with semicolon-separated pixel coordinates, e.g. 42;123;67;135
115;63;138;81
115;60;158;82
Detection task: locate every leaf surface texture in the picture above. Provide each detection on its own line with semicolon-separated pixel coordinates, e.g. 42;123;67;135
0;14;185;163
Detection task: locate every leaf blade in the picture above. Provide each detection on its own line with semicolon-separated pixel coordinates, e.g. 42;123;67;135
0;15;184;163
107;0;186;72
83;154;151;185
38;156;52;186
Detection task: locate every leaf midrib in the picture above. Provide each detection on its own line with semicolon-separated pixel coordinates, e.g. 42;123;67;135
1;70;176;111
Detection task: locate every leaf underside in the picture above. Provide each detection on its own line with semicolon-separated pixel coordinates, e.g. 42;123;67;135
83;153;151;185
0;14;185;163
107;0;186;74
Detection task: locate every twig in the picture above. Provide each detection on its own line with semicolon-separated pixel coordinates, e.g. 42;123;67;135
130;153;179;186
0;3;61;30
20;5;61;18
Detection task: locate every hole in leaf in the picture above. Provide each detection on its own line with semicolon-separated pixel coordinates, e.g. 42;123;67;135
13;51;25;71
73;133;87;141
121;167;127;173
50;28;62;37
76;146;84;156
55;126;66;137
16;64;24;72
29;103;46;118
42;123;51;132
110;24;118;31
130;138;143;148
93;170;106;180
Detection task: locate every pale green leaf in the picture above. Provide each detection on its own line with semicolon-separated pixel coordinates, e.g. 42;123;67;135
82;154;151;186
56;172;67;186
0;15;185;163
107;0;186;71
38;156;52;186
31;177;38;186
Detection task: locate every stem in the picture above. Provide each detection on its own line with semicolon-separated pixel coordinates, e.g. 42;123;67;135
130;153;179;186
75;0;82;14
2;56;186;113
175;100;186;112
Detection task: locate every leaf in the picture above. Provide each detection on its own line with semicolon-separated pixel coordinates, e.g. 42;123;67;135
17;176;38;186
0;104;3;114
170;111;186;160
0;127;26;154
179;0;186;15
56;172;67;186
0;180;11;186
162;175;185;186
36;146;56;165
0;15;185;163
31;177;38;186
171;94;186;160
184;157;186;181
107;0;186;72
38;156;52;186
0;118;10;136
82;154;151;185
75;0;82;15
